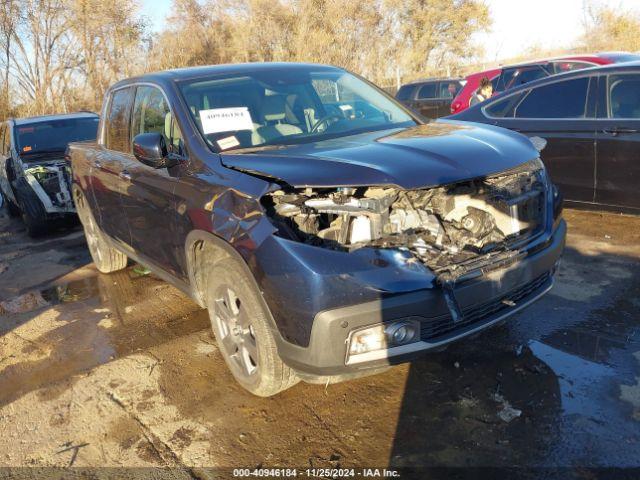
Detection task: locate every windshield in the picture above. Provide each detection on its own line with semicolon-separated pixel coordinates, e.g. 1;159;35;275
179;68;416;152
16;117;99;155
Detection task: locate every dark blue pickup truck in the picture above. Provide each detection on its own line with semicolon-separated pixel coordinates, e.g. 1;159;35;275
68;62;565;396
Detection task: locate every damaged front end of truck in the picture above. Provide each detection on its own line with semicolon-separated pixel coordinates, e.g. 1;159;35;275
261;158;549;285
215;122;565;373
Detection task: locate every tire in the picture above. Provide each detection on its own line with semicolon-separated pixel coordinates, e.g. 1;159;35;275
14;178;49;237
2;191;21;217
204;257;299;396
73;186;128;273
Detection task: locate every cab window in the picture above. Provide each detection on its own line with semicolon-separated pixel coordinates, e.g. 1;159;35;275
608;75;640;119
131;85;183;155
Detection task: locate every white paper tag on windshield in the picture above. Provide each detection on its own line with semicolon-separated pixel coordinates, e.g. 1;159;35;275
217;135;240;150
199;107;254;134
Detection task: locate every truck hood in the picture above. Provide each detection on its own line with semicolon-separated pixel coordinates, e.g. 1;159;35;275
220;120;539;189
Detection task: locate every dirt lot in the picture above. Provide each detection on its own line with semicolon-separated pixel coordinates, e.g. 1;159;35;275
1;206;640;476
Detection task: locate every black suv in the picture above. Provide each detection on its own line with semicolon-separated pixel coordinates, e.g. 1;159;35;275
0;113;100;235
396;78;463;119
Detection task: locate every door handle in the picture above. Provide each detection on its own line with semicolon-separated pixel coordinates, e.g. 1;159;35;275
119;170;131;181
603;128;638;136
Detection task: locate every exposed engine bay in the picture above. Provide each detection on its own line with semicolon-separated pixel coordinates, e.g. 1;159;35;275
22;161;74;213
262;159;548;281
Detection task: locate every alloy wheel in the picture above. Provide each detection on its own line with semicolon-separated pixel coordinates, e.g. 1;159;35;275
213;286;259;378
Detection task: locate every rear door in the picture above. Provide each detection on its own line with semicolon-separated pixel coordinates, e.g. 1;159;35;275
595;73;640;209
436;81;460;117
92;86;135;245
413;82;439;119
487;76;598;203
119;84;184;276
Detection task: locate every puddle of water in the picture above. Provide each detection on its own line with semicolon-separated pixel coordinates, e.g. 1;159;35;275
529;340;614;417
1;265;162;316
0;267;209;407
1;278;99;316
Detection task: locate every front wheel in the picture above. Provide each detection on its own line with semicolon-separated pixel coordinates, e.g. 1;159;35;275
14;178;48;237
2;191;21;217
74;187;128;273
204;257;298;396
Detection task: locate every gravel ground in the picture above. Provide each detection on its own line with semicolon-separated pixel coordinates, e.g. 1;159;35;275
1;207;640;477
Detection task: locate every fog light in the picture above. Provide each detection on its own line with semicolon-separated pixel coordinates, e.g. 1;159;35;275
349;324;386;355
386;321;419;345
348;319;421;357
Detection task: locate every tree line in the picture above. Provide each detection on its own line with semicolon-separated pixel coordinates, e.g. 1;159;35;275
0;0;637;119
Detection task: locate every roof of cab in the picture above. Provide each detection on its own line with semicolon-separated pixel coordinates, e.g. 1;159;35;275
110;62;344;90
12;111;99;126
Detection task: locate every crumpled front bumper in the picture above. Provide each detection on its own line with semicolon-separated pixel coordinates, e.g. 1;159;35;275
266;220;566;377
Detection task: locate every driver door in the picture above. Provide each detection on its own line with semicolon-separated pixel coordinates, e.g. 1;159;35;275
118;84;184;276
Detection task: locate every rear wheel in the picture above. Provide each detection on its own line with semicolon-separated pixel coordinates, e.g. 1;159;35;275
74;187;128;273
204;257;298;396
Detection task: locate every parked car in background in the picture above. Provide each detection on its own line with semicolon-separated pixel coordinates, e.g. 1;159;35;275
0;112;100;236
68;62;565;396
396;78;463;118
449;61;640;212
450;68;501;115
450;52;640;115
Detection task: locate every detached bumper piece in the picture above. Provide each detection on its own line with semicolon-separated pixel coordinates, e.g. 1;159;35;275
421;271;551;341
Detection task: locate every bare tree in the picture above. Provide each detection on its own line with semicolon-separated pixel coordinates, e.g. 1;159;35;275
581;2;640;52
0;0;492;117
0;0;20;117
70;0;147;110
8;0;79;115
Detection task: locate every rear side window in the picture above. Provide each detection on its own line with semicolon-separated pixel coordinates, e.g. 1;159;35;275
396;85;415;101
484;92;527;118
416;83;437;99
608;75;640;119
104;87;133;152
515;78;590;119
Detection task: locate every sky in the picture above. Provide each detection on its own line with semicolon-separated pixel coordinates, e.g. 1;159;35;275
140;0;639;63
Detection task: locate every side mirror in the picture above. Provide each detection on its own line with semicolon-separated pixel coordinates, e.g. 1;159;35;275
132;132;176;169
